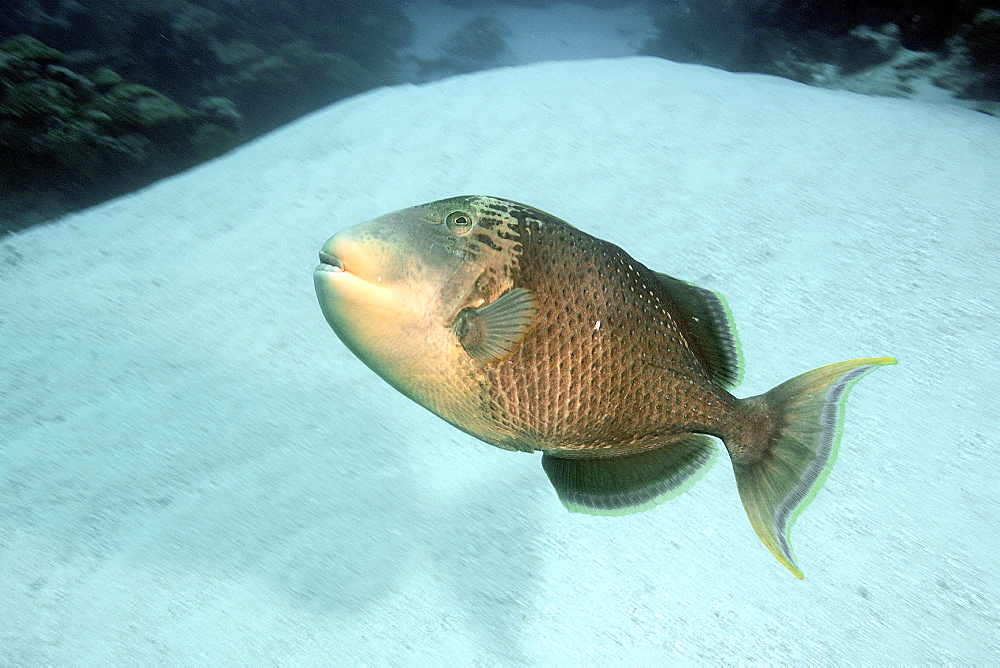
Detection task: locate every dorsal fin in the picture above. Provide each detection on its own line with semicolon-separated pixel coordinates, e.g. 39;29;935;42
456;287;538;363
654;272;742;389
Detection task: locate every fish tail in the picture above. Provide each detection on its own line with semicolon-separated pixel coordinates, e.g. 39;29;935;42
728;357;896;578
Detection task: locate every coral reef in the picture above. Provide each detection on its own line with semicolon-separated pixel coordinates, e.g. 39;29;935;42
946;9;1000;101
641;1;1000;113
1;0;997;233
412;16;516;79
0;35;240;233
0;1;413;233
2;0;412;135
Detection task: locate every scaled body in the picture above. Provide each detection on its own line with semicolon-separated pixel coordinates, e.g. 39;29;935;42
314;196;894;577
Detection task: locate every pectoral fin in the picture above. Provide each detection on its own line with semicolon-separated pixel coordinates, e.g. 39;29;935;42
456;287;537;363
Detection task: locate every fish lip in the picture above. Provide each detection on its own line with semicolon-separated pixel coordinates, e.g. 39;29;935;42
316;250;344;273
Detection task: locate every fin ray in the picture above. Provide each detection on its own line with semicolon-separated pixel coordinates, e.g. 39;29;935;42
654;272;742;389
457;287;537;363
730;357;896;578
542;435;717;516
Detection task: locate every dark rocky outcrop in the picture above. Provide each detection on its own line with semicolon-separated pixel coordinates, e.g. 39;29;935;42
0;35;241;233
1;1;998;234
641;1;1000;113
0;1;412;233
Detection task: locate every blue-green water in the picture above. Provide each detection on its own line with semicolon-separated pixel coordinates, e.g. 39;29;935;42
1;2;998;664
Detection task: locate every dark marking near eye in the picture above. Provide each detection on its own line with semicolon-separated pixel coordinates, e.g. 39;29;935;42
476;233;502;251
507;207;535;231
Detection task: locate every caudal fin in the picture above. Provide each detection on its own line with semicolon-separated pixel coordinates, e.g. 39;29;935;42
731;357;896;578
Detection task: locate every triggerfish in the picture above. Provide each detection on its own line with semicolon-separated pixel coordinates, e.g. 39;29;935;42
313;195;895;577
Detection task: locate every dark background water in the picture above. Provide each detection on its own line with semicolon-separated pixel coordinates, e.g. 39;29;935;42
2;0;998;233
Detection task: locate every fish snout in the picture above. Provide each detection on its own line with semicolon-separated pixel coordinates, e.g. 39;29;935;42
316;232;359;276
315;235;386;286
316;249;344;273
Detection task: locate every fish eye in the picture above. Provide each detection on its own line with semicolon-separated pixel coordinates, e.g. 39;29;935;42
445;210;475;235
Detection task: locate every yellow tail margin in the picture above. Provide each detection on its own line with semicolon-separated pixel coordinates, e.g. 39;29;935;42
731;357;897;578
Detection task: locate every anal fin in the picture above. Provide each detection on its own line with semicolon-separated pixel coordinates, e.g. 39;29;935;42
541;435;717;516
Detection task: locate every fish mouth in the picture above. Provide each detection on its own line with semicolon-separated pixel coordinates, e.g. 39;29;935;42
316;250;345;274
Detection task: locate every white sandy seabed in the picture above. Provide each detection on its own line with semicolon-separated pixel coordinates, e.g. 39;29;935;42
1;57;998;664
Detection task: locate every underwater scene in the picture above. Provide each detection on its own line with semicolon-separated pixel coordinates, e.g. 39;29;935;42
2;1;998;664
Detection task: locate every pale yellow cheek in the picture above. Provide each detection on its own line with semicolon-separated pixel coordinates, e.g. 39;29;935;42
314;267;495;443
317;272;438;369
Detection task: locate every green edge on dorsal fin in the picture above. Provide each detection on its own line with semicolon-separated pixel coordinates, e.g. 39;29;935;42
457;287;538;363
654;272;743;389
